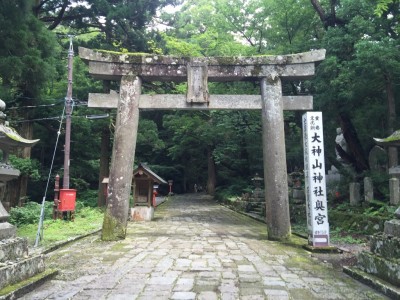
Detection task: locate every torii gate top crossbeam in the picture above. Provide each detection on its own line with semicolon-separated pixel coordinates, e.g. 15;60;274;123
79;47;326;82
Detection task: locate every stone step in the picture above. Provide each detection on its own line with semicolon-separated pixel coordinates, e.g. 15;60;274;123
0;255;45;290
370;234;400;259
0;238;28;263
356;251;400;287
248;208;264;216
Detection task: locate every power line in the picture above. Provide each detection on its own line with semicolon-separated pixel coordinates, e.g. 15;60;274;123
10;116;62;123
7;103;61;110
8;110;114;123
5;99;88;110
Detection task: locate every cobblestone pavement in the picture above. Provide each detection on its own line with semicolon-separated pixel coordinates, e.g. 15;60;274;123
21;194;387;300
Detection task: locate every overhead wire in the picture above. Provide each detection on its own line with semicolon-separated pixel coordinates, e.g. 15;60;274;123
34;105;66;247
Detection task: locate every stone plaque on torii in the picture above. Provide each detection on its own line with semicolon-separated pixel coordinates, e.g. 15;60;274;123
79;47;325;241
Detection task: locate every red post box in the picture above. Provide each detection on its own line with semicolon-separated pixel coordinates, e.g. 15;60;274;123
58;189;77;211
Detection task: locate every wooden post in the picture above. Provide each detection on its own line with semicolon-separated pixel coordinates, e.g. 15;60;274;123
260;76;291;240
53;174;60;220
102;75;141;241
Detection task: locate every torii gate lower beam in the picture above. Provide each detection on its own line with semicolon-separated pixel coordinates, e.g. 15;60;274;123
79;47;325;241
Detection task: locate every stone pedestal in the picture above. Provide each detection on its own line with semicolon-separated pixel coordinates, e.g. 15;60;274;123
0;200;46;292
349;182;361;206
364;177;374;203
292;188;305;204
246;188;266;216
130;206;154;221
389;178;400;206
344;207;400;297
0;201;16;240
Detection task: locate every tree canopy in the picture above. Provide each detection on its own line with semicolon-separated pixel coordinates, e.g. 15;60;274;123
0;0;399;205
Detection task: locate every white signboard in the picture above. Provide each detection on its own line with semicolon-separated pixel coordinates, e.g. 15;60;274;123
302;112;330;247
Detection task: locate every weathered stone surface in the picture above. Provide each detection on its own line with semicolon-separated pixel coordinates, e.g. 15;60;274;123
88;93;313;111
0;223;16;240
357;251;400;287
370;234;400;259
349;182;361;206
80;47;326;242
0;237;28;262
79;47;326;82
384;219;400;237
261;76;290;240
364;177;374;203
343;266;400;300
395;206;400;219
390;178;400;206
19;194;387;300
130;207;154;221
0;202;10;222
0;255;45;290
187;63;208;103
79;47;326;65
102;75;141;241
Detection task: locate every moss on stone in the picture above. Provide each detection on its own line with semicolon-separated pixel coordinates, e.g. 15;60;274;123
251;65;262;76
0;269;57;296
96;49;150;56
101;211;127;241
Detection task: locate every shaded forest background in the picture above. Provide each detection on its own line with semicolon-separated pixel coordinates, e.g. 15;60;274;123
0;0;399;207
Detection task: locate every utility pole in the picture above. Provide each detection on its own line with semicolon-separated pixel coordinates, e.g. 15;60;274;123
63;36;74;189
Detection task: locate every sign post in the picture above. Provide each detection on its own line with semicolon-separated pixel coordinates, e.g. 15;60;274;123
302;112;330;247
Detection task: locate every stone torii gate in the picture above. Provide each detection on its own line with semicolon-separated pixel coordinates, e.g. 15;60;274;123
79;47;325;241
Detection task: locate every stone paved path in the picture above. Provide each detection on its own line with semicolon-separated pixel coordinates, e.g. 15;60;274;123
21;194;387;300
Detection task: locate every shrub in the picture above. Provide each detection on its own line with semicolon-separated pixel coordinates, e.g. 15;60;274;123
77;189;98;207
9;201;53;226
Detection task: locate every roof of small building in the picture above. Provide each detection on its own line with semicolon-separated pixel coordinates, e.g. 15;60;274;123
132;163;167;185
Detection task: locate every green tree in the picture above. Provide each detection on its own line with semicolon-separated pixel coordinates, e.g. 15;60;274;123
311;0;400;175
34;0;177;51
0;0;61;205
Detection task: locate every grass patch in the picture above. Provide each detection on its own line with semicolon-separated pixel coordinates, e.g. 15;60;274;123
17;206;104;248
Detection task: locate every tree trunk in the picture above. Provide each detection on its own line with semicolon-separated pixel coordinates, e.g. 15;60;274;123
97;125;110;207
385;73;398;168
18;120;34;204
2;179;19;211
5;109;34;208
310;0;344;28
207;146;216;196
339;113;369;173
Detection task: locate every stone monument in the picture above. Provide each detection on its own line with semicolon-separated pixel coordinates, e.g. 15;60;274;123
0;100;47;292
335;127;348;163
343;131;400;298
246;173;265;216
326;128;346;193
374;130;400;205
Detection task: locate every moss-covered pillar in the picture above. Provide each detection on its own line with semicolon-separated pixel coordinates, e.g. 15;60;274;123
260;76;291;240
102;75;141;241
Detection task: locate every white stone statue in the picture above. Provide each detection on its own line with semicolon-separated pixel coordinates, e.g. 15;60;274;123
335;127;348;162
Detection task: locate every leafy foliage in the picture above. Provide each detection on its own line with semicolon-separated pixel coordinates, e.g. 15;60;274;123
8;155;41;180
35;0;177;51
9;201;53;226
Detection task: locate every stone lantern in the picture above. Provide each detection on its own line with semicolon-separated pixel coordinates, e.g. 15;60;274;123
251;173;263;189
251;173;264;200
0;99;44;291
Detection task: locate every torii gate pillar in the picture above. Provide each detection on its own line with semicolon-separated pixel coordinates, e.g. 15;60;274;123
102;75;141;240
79;47;325;241
261;76;290;240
